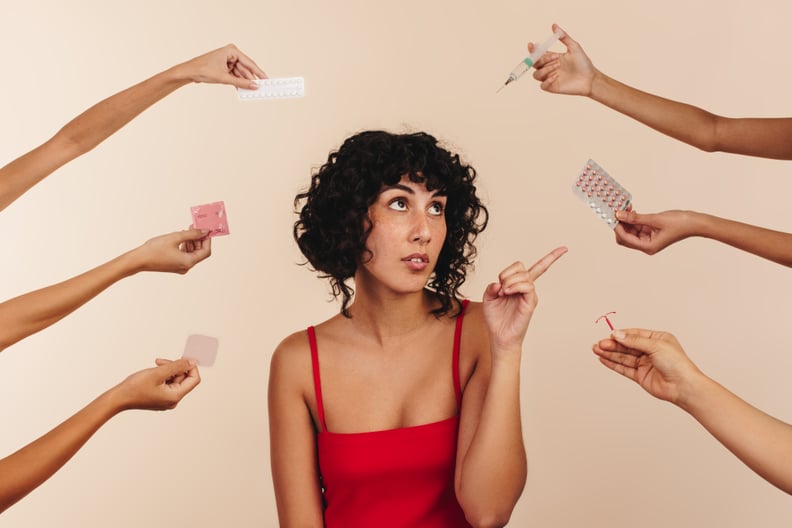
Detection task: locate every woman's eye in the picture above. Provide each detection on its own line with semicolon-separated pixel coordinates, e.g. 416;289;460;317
429;202;444;215
388;199;408;211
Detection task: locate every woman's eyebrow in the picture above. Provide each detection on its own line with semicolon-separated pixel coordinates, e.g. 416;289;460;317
381;183;415;194
381;183;446;197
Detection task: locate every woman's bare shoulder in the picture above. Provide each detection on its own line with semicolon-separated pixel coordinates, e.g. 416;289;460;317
270;314;346;371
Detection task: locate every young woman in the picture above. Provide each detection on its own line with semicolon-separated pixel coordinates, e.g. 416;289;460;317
269;130;566;527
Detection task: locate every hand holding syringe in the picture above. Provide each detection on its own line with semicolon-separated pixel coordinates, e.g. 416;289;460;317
498;28;565;92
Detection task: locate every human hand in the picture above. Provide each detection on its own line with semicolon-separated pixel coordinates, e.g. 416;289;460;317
593;329;705;405
179;44;267;90
531;24;596;96
132;227;212;274
114;358;201;411
482;246;567;352
614;209;693;255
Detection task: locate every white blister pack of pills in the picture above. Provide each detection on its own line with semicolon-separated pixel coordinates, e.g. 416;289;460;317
572;159;632;228
237;77;305;100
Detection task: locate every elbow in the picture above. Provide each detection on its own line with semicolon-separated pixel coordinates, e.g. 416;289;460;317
464;513;512;528
51;127;91;158
696;141;719;154
458;491;520;528
695;115;726;153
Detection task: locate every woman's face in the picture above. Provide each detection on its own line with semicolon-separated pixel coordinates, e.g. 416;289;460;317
357;174;447;295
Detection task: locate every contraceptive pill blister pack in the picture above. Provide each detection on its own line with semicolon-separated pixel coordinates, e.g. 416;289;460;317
572;159;632;228
237;77;305;100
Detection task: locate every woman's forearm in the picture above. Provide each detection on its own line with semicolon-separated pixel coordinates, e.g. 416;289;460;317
0;388;122;514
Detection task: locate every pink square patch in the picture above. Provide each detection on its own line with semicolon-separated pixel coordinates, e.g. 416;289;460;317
190;201;230;237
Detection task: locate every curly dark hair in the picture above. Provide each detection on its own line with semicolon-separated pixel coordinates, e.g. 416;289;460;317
294;130;488;317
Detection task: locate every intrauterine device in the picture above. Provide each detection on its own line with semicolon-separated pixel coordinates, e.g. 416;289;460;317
191;201;230;237
237;77;305;100
573;159;632;228
596;312;617;330
498;28;565;92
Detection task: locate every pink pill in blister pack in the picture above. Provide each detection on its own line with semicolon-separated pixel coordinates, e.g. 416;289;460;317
572;159;632;228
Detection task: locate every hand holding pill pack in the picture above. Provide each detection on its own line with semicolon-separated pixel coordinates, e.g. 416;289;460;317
572;159;632;228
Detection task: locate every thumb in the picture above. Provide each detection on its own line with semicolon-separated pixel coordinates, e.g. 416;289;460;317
552;23;575;51
482;281;502;301
226;72;259;90
155;358;195;380
175;228;209;243
610;329;663;356
615;208;654;226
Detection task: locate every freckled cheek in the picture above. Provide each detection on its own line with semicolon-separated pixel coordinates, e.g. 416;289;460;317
364;223;399;259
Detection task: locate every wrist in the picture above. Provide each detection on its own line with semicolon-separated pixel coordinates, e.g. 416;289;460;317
491;345;523;366
116;247;147;276
95;386;128;417
588;68;608;100
159;61;195;87
687;211;719;240
673;368;714;413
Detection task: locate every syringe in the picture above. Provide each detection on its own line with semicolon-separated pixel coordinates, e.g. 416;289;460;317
497;28;565;92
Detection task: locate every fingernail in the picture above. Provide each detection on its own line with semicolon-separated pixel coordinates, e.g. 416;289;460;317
187;359;198;367
612;330;626;340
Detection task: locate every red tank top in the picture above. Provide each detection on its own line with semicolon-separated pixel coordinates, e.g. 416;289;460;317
308;300;472;528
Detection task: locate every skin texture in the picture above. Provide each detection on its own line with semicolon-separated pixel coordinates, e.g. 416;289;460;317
270;174;567;527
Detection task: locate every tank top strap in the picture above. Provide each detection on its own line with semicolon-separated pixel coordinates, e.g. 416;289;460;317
452;300;470;408
307;326;328;433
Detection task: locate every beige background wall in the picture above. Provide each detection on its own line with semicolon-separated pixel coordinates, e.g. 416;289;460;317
1;0;791;526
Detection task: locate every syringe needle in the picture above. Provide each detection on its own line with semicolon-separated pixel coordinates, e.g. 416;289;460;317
496;78;512;94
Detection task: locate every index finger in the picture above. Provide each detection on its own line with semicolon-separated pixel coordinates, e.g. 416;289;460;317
235;49;267;79
527;246;568;281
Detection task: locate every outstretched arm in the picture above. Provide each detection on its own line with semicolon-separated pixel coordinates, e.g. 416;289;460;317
0;228;211;353
0;358;200;514
455;247;567;527
613;208;792;266
594;329;792;495
531;24;792;160
0;44;266;213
